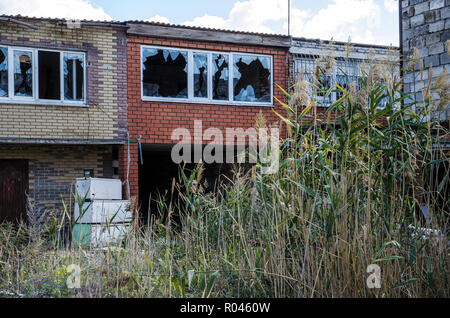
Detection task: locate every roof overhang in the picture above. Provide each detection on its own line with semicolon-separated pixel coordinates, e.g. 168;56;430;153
126;22;292;48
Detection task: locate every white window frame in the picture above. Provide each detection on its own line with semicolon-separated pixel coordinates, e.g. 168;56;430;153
0;45;87;107
141;45;274;107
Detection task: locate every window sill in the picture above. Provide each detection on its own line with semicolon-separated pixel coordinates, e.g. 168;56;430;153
0;99;88;108
141;96;274;107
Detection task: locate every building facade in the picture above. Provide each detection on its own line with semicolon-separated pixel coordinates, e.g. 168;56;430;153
0;16;128;222
120;22;290;217
0;16;398;224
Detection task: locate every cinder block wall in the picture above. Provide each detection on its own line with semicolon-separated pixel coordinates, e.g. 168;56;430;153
401;0;450;119
0;144;113;213
122;34;290;200
0;17;128;142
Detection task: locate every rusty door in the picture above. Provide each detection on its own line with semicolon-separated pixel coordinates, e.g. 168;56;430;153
0;160;28;223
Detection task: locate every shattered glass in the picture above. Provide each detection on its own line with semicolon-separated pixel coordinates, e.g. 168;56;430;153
14;50;33;97
212;54;229;100
233;55;271;103
142;48;188;98
0;47;7;97
64;52;84;101
194;54;208;98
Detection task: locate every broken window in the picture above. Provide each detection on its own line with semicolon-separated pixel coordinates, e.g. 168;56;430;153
0;47;7;97
233;55;271;103
39;51;61;100
212;54;229;101
140;46;273;104
194;53;208;98
64;52;85;101
142;48;188;98
14;50;33;97
1;46;86;104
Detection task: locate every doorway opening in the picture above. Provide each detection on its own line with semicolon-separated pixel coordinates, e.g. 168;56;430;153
137;144;251;226
0;159;29;224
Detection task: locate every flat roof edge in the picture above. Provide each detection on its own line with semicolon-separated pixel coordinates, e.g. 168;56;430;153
292;37;399;50
126;23;292;48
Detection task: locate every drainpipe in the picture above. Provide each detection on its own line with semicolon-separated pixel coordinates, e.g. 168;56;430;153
56;21;128;28
0;17;38;30
287;0;292;96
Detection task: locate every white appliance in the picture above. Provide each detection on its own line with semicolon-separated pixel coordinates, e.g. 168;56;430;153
75;178;122;200
74;200;132;224
73;178;132;248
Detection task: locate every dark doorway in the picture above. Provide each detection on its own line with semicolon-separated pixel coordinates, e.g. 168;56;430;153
0;160;29;223
138;144;243;226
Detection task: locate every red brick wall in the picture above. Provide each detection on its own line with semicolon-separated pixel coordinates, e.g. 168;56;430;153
121;34;290;201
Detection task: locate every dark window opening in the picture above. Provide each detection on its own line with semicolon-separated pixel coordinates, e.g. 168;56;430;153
64;53;84;101
233;55;271;102
213;54;229;100
0;47;8;97
142;48;188;98
194;54;208;98
14;50;33;97
38;51;60;100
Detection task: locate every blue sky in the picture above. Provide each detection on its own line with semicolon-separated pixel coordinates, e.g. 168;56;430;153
0;0;400;46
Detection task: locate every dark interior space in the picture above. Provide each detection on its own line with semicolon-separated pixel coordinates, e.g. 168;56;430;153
138;144;251;226
38;51;60;100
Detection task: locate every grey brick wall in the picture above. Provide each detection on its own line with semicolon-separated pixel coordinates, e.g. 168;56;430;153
401;0;450;120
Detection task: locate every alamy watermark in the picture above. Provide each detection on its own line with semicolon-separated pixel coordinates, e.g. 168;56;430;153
366;264;381;289
67;264;81;289
170;120;280;174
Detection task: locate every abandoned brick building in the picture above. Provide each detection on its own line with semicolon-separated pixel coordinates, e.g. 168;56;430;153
0;15;398;223
121;22;291;219
120;21;396;220
0;16;128;222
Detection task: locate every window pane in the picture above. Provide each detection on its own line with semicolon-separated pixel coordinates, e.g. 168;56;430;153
317;74;331;97
0;47;7;97
194;54;208;98
233;55;271;103
335;74;348;100
142;48;188;98
293;57;332;105
212;54;229;100
336;60;361;100
14;50;33;97
38;51;60;100
64;52;84;101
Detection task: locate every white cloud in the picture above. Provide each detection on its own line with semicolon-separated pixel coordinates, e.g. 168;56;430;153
183;0;304;34
182;0;394;45
0;0;111;20
183;14;228;29
146;15;171;24
384;0;398;13
300;0;381;43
